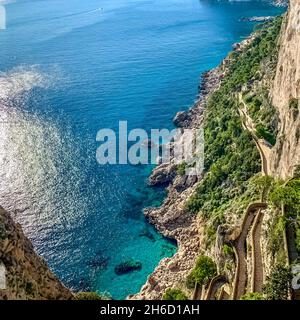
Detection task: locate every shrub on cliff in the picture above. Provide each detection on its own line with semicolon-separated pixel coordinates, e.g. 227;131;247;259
186;255;217;288
162;288;188;300
177;162;187;176
269;179;300;215
263;265;292;300
240;292;265;300
296;228;300;251
222;244;234;257
255;123;276;146
294;165;300;179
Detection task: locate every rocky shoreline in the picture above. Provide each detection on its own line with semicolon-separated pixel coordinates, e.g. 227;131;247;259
130;68;225;300
130;35;257;300
0;207;73;300
240;16;275;23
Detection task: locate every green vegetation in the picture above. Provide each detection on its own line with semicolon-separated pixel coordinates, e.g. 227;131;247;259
263;265;292;300
243;89;278;146
250;174;274;201
186;18;283;218
267;213;287;261
294;165;300;179
74;292;111;300
255;123;276;146
185;18;286;292
186;255;217;288
162;288;188;300
222;244;234;257
177;162;187;176
269;179;300;214
296;228;300;251
267;178;300;260
227;17;282;88
240;292;265;300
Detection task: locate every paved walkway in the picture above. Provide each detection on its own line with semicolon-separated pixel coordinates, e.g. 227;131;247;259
205;275;227;300
238;93;271;176
232;203;267;299
251;209;265;293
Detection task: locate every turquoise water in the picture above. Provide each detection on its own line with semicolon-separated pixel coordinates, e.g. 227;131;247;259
0;0;284;299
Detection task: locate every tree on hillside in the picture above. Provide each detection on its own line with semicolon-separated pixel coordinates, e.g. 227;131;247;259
186;255;217;289
263;265;292;300
162;288;188;301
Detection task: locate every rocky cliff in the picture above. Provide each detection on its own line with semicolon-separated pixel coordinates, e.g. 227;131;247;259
134;2;300;300
270;0;300;178
0;206;73;300
0;1;298;302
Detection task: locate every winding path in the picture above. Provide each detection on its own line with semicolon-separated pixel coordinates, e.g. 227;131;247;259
250;209;265;293
234;93;271;297
203;93;271;300
232;203;267;300
238;93;271;176
205;275;227;300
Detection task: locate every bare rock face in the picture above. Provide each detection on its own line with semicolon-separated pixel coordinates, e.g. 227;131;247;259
173;111;190;127
273;0;289;7
148;163;178;186
131;66;226;300
0;207;73;300
269;0;300;178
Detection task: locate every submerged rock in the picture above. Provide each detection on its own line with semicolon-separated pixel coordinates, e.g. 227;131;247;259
139;227;155;242
114;259;142;275
87;255;110;270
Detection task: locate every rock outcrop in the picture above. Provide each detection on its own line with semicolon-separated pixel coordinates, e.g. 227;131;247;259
269;0;300;178
131;184;203;300
0;206;73;300
131;65;226;300
273;0;289;7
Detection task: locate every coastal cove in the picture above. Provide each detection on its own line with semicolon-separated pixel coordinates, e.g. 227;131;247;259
0;0;284;299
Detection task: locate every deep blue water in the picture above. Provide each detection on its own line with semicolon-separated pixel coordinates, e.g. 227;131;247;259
0;0;284;299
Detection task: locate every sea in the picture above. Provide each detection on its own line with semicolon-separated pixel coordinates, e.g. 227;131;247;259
0;0;284;299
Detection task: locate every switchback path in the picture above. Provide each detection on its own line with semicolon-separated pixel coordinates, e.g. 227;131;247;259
205;275;227;300
236;93;272;296
232;203;267;300
250;209;265;293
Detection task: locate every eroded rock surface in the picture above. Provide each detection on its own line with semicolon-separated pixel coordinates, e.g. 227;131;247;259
0;207;73;300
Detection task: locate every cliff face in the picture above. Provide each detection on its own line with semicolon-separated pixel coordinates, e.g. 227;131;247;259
0;207;73;300
135;7;297;299
131;67;225;300
270;0;300;178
